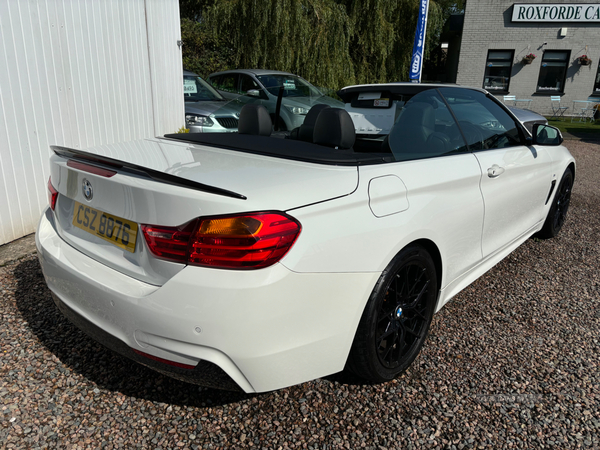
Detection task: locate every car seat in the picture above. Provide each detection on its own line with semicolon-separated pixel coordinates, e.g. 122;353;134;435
238;104;272;136
313;108;356;150
289;104;331;142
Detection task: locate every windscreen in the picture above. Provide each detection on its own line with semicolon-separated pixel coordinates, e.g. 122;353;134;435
256;75;322;98
184;75;225;102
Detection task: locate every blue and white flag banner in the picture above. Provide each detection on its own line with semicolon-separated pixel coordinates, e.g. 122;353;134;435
409;0;430;83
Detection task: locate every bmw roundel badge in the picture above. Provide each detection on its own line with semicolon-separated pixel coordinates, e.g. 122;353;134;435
82;178;93;201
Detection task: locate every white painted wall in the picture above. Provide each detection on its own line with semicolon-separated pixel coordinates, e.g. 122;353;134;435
0;0;184;245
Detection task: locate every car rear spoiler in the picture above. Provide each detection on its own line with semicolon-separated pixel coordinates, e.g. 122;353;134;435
51;145;247;200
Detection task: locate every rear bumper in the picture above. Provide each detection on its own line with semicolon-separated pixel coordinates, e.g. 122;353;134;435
36;207;379;393
50;291;243;391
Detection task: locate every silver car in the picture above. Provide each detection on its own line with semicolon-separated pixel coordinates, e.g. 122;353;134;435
508;106;548;133
183;70;242;133
207;69;344;131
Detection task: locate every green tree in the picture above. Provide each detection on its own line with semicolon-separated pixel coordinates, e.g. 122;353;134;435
181;18;234;77
180;0;464;88
180;0;216;20
344;0;445;83
203;0;355;89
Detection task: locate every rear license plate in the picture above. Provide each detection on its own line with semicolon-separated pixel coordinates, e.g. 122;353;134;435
72;201;138;253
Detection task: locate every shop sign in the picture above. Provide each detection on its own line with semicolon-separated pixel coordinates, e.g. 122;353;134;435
512;3;600;22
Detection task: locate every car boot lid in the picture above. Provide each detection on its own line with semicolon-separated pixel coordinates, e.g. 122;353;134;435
48;138;358;286
52;137;358;212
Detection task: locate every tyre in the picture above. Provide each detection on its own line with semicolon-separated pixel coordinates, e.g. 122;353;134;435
347;245;438;382
536;168;573;239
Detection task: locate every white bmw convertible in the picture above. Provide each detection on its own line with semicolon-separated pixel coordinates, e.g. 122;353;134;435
36;83;574;393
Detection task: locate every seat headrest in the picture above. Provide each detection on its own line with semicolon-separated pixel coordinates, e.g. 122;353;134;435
298;104;331;142
304;104;331;127
238;104;272;136
313;108;356;149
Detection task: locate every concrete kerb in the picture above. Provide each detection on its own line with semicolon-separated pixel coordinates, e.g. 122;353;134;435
0;233;37;267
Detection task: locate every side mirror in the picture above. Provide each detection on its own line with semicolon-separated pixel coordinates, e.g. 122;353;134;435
247;89;261;98
532;123;563;146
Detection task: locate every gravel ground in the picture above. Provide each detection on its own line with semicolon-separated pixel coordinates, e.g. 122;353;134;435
1;140;599;450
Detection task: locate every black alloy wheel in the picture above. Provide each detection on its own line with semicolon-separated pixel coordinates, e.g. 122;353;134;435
376;262;431;369
347;245;438;382
537;168;573;239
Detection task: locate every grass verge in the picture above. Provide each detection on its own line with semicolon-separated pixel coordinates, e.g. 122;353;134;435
546;116;600;139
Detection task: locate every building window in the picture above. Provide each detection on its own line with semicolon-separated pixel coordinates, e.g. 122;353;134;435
593;59;600;96
536;50;570;93
483;50;514;93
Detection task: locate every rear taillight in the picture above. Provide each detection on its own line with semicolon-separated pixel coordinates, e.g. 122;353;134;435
47;177;58;210
140;221;197;263
141;212;301;269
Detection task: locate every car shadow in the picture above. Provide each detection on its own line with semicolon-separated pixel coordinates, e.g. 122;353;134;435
13;257;252;407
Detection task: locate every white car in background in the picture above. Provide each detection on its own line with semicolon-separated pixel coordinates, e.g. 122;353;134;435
37;83;574;393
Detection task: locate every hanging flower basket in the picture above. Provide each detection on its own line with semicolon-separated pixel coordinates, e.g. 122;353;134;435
522;53;536;64
579;55;592;65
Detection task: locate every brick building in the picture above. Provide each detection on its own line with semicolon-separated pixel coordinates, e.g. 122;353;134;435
455;1;600;116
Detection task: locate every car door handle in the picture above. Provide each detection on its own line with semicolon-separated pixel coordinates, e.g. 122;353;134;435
487;164;505;178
